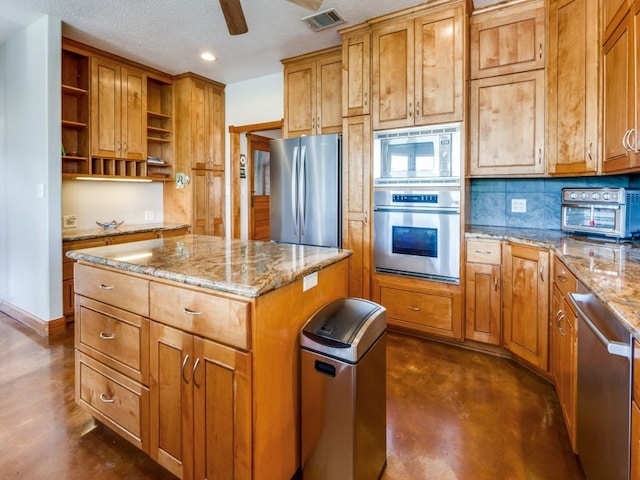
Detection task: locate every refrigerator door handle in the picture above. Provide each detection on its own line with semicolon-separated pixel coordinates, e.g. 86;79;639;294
299;145;307;235
291;146;299;235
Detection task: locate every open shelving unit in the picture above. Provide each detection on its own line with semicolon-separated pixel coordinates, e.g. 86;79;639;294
61;49;90;176
146;78;174;180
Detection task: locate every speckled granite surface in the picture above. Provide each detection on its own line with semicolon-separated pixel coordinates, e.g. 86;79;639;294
63;223;190;242
66;234;351;298
467;226;640;339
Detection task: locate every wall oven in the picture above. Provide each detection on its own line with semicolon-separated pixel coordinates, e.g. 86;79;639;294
373;189;460;283
561;187;640;239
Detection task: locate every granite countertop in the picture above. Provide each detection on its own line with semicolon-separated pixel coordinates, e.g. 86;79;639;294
467;225;640;339
63;223;190;242
66;234;352;298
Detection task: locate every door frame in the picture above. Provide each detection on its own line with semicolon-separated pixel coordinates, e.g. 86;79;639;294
229;120;283;239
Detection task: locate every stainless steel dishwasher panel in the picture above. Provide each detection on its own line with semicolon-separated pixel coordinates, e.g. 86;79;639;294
571;289;632;480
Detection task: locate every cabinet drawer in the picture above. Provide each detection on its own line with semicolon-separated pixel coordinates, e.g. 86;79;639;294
75;295;149;383
466;239;501;264
76;352;149;452
150;282;251;350
110;231;158;244
75;264;149;316
381;286;455;332
553;256;577;297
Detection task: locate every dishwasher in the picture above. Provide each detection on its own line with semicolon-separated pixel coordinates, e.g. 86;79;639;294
570;285;632;480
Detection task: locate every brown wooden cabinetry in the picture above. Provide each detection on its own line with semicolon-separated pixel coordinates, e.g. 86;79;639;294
603;0;633;40
282;46;342;137
373;274;462;340
192;169;225;236
546;0;599;175
342;115;372;299
341;27;371;117
632;340;640;478
146;78;174;179
550;255;578;452
469;0;545;177
371;1;464;129
502;243;549;371
465;239;502;345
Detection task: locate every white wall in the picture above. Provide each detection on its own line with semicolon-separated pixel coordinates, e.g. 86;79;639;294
0;16;62;321
62;180;164;229
225;73;283;238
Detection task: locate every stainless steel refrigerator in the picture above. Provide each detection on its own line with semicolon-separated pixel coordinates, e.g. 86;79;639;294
270;134;342;248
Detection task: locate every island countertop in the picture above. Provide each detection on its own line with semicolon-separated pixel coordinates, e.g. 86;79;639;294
466;225;640;339
66;234;352;298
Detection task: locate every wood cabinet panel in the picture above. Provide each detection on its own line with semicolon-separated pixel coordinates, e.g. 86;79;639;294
502;243;549;371
603;0;633;41
192;169;225;236
465;262;501;345
466;238;502;264
342;28;371;116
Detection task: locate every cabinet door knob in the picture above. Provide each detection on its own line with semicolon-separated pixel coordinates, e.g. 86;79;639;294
416;101;420;117
181;354;191;384
408;102;412;118
192;358;201;389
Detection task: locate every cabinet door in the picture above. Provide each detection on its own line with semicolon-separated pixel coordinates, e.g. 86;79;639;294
603;0;633;41
190;80;209;169
342;29;371;117
205;84;225;169
414;5;464;124
560;298;578;452
372;18;414;129
470;1;545;79
193;337;251;480
149;322;194;480
342;115;372;299
502;244;549;371
465;262;501;345
193;169;225;236
546;0;599;175
120;67;147;160
603;11;640;173
550;286;563;388
284;60;316;137
469;70;545;176
91;57;121;158
316;53;342;134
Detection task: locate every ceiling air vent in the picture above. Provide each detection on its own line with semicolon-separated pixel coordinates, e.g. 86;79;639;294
302;8;346;32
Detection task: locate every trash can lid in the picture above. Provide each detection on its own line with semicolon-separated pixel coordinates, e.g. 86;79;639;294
302;298;384;348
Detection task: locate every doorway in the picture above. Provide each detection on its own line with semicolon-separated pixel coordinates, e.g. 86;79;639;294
248;134;271;241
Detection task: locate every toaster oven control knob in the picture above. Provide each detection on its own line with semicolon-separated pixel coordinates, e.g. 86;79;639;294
581;192;589;200
591;192;600;200
569;192;578;200
602;192;612;200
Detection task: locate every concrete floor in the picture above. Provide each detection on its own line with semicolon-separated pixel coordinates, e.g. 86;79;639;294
0;313;584;479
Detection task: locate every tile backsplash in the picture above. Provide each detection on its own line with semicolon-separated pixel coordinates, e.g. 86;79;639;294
470;174;639;229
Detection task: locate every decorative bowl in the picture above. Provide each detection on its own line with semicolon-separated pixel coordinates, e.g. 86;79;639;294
96;220;124;229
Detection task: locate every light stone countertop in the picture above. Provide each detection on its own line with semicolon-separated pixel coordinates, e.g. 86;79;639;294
62;223;191;242
466;226;640;340
66;234;351;298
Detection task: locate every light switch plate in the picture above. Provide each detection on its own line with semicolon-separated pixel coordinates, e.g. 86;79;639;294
511;198;527;213
63;215;77;228
303;271;318;292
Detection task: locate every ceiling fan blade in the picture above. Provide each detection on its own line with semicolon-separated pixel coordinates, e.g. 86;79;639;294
219;0;248;35
287;0;323;11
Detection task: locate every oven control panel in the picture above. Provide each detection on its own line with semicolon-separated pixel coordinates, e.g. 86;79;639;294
392;193;438;204
562;188;624;204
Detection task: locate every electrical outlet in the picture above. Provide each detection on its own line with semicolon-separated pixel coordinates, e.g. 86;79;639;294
303;271;318;292
511;199;527;213
144;210;154;221
63;215;77;228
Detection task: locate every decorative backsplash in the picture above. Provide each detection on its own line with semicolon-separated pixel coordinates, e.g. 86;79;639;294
470;174;640;229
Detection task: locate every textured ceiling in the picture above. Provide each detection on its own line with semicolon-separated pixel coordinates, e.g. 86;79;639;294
0;0;502;85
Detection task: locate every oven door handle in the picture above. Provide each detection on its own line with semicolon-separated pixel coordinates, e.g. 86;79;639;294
374;206;460;215
569;293;631;358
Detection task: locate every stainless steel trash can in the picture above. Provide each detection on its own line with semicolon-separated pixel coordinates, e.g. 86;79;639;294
300;298;387;480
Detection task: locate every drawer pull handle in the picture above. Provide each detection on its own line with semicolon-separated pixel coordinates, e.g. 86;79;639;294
181;354;191;384
99;284;114;290
99;332;115;340
494;277;498;291
99;393;114;404
556;275;567;283
192;358;201;389
408;306;420;312
475;250;493;255
183;308;203;316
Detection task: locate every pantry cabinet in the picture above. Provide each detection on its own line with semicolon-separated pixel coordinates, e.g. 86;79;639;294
371;1;465;129
192;169;225;236
282;46;342;137
502;243;549;371
91;56;147;161
468;0;545;177
546;0;599;175
465;239;502;345
341;27;371;117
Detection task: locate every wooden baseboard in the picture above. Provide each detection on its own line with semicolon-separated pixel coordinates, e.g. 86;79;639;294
0;299;66;336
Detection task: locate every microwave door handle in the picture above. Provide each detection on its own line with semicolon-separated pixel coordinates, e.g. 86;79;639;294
291;146;299;235
299;145;307;236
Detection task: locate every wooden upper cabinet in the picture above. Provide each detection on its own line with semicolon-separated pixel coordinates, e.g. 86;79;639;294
469;70;545;176
546;0;599;176
341;26;371;117
602;8;640;173
91;57;147;160
603;0;633;41
470;0;545;79
283;46;342;137
372;2;465;130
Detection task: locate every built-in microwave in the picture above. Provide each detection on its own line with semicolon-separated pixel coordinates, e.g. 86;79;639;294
373;123;461;187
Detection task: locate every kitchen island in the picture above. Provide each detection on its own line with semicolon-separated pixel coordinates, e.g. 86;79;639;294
67;234;351;480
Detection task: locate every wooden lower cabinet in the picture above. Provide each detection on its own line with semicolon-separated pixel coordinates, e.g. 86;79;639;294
149;321;251;480
372;274;463;340
502;243;549;371
633;340;640;478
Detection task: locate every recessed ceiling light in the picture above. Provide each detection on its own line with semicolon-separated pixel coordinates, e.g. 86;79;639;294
200;52;216;61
